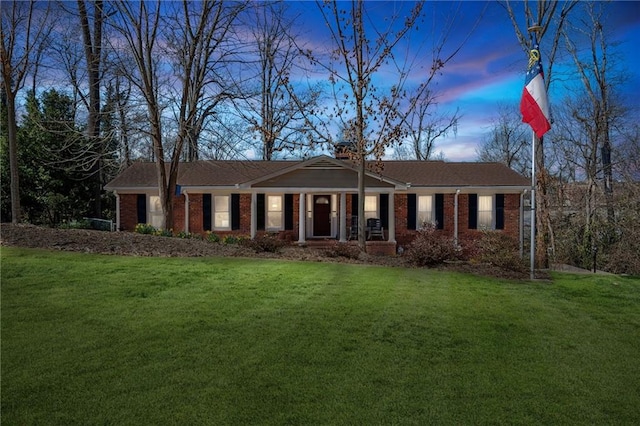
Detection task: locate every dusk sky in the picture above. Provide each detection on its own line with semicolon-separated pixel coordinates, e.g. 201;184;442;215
286;1;640;161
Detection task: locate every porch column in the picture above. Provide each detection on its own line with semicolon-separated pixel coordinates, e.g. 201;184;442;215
251;192;257;238
388;192;395;243
339;192;347;242
298;192;306;244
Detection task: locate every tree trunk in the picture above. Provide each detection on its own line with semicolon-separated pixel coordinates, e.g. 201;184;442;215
5;92;21;224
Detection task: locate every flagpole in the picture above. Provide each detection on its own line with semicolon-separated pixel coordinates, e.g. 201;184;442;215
530;131;536;280
527;24;543;281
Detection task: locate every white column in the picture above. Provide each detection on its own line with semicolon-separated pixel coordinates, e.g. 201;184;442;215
388;192;395;243
251;192;257;238
339;192;347;242
298;192;306;244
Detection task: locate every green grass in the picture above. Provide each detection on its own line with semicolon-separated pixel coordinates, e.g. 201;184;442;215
2;247;640;425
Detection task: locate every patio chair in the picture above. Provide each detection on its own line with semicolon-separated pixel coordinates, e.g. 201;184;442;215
366;218;384;240
348;215;358;240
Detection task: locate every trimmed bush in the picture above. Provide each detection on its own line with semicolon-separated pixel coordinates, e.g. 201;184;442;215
406;223;460;266
476;231;526;273
246;233;286;253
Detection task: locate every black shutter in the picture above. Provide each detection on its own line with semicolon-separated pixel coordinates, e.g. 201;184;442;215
351;194;358;217
407;194;417;230
495;194;505;230
136;194;146;224
468;194;478;229
284;194;294;230
231;194;240;230
257;194;265;231
435;193;444;229
380;194;389;229
203;194;212;231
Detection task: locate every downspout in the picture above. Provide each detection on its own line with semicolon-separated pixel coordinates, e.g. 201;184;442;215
114;190;120;231
183;190;189;234
454;189;460;246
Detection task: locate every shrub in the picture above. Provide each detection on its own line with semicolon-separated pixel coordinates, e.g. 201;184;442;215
176;231;194;239
245;233;286;253
222;235;241;245
324;242;362;260
134;223;156;235
206;232;221;243
59;219;91;229
155;228;173;237
476;231;527;273
406;223;460;266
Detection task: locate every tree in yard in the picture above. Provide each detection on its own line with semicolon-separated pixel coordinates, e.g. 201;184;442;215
549;2;633;271
501;0;578;267
476;103;530;175
111;1;246;230
236;1;321;161
1;0;52;223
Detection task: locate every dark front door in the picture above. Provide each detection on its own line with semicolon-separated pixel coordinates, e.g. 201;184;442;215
313;195;331;236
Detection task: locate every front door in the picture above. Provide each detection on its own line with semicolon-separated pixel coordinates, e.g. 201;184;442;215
313;195;331;236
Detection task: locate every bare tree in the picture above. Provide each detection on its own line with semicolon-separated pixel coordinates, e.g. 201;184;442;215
235;1;321;160
1;0;52;223
399;87;460;161
164;1;247;162
476;103;530;175
76;0;104;216
111;1;245;229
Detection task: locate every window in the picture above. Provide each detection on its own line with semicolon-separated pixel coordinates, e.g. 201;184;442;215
149;195;163;228
267;195;283;230
478;195;493;229
214;195;230;229
364;195;377;220
417;195;433;227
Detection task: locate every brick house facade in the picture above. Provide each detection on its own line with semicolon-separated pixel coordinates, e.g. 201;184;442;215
106;156;530;255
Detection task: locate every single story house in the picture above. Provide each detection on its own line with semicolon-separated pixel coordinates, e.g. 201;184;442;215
105;154;530;255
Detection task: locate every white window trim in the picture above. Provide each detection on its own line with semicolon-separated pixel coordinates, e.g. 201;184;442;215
266;194;284;231
364;194;378;220
477;194;494;230
213;194;231;231
417;194;434;228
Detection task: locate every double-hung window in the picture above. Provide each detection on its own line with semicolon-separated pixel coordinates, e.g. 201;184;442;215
266;195;283;230
149;195;164;228
364;195;377;220
477;195;493;229
417;195;434;227
214;195;230;230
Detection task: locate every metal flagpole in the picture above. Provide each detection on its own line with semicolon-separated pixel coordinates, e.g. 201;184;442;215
530;131;536;280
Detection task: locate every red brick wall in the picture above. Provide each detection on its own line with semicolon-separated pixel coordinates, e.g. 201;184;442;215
119;194;139;231
189;193;203;234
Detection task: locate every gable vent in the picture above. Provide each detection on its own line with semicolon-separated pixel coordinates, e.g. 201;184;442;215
305;159;343;169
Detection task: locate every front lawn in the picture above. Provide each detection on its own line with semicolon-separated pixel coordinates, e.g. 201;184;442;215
2;247;639;424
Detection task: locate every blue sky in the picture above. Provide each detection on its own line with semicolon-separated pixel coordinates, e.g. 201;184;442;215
287;1;640;161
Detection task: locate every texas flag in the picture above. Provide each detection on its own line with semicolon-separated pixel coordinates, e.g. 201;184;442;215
520;37;551;138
